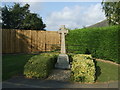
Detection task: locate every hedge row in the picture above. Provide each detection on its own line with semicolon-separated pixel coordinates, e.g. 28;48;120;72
71;54;95;83
24;53;58;79
66;26;119;63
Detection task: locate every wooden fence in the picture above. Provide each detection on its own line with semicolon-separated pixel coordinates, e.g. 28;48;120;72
2;29;61;53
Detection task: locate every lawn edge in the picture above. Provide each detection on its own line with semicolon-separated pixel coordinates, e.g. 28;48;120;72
95;58;120;66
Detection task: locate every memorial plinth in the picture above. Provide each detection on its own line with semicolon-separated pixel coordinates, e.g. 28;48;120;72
55;25;70;69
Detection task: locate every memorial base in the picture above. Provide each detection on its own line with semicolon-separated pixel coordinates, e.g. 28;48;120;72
55;54;70;69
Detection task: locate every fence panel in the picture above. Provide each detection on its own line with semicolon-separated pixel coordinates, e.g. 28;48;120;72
2;29;61;53
45;31;61;51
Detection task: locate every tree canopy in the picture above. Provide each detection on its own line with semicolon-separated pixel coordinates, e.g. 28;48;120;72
2;3;46;30
102;1;120;25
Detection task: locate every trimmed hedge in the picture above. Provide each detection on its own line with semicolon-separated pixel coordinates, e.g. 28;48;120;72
66;26;119;63
24;53;58;79
71;54;96;83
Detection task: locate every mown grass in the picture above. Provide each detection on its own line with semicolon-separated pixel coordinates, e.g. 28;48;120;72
95;60;119;82
2;54;34;81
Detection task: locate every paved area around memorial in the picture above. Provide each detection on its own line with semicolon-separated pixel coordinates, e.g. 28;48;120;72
2;69;119;88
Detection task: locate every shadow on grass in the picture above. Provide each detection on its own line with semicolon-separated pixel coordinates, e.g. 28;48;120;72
2;54;34;81
93;59;101;81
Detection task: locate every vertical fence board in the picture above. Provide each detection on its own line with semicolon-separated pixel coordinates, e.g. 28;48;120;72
20;30;25;53
43;31;46;51
31;30;36;52
37;31;41;51
23;30;29;53
2;30;6;53
37;31;45;51
7;30;12;53
27;30;32;53
35;31;38;52
11;30;16;53
15;30;21;53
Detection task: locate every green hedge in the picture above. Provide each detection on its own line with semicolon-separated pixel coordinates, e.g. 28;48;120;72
24;53;58;79
71;54;96;83
66;26;119;63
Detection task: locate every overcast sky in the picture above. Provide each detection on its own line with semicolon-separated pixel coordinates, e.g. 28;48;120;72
2;2;106;31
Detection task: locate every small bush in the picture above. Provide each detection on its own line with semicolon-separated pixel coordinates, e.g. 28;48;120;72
71;54;96;83
24;53;58;79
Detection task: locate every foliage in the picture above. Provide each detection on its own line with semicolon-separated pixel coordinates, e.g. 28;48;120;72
24;53;58;79
102;1;120;25
66;26;120;63
2;3;46;30
71;54;95;83
40;52;59;57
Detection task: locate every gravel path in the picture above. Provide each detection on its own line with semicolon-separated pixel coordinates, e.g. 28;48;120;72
46;69;71;81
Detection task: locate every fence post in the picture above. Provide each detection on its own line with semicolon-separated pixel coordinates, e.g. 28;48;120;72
45;31;46;52
45;43;46;52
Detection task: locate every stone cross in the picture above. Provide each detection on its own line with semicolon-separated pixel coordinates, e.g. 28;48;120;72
55;25;70;69
58;25;68;54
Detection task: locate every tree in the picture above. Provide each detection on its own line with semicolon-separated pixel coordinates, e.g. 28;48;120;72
2;3;46;30
2;6;11;29
102;1;120;25
22;13;46;30
10;3;30;29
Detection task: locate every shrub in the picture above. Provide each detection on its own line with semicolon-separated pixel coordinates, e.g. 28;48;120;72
71;54;96;83
24;53;58;79
66;25;119;63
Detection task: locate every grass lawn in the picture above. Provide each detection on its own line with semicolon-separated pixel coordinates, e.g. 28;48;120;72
2;54;34;81
95;60;119;82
